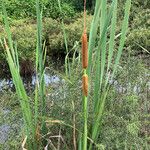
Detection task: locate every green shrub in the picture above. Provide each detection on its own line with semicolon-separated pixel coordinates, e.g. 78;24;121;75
64;16;92;48
126;28;150;54
44;15;92;54
0;20;36;59
45;1;75;19
70;0;95;10
0;0;35;18
0;15;92;72
125;8;150;55
131;9;150;29
0;0;76;19
12;24;37;58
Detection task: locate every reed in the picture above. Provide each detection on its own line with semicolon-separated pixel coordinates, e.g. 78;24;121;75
57;0;71;77
86;0;131;149
81;1;89;149
36;0;47;144
2;0;47;149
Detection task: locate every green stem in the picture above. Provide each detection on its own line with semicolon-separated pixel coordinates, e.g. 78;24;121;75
83;95;88;150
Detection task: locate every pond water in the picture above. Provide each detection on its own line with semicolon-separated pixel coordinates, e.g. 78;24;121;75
0;74;63;145
0;124;10;144
0;73;149;145
0;74;62;92
0;73;149;93
0;108;11;144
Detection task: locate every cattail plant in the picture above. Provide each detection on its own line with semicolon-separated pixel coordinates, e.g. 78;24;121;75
86;0;131;149
1;0;131;149
81;0;89;149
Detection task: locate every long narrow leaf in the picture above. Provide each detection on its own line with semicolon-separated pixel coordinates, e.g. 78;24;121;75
111;0;131;79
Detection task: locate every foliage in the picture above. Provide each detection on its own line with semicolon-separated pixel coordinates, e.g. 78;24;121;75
0;0;149;149
0;0;149;70
1;0;47;149
79;0;131;149
131;9;150;29
0;15;92;67
126;28;150;54
70;0;95;11
0;0;76;19
126;8;150;54
99;59;150;149
1;46;149;150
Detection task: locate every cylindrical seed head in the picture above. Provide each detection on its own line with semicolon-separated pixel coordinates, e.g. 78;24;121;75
82;74;88;96
82;32;88;69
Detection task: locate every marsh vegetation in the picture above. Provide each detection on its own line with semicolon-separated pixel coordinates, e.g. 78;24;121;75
0;0;149;149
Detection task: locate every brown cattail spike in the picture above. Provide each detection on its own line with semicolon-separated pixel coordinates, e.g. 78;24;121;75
82;32;88;69
82;74;88;96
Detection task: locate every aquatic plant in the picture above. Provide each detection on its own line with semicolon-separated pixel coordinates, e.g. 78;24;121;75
81;1;89;149
79;0;131;149
1;0;47;149
1;0;131;149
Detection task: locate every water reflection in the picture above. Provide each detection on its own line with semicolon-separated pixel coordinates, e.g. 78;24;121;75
0;74;61;91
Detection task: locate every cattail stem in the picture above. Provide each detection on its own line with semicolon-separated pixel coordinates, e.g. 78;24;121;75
84;0;86;31
82;1;88;150
83;96;88;150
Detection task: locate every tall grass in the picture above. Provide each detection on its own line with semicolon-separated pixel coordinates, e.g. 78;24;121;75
82;0;131;149
36;0;47;143
57;0;71;77
2;0;47;149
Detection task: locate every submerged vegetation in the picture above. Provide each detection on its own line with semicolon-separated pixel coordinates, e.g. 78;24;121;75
0;0;150;150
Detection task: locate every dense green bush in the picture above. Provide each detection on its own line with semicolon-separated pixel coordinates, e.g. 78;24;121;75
0;0;76;19
1;0;149;19
0;0;36;18
43;0;76;19
0;15;92;62
125;8;150;55
126;28;150;54
12;24;37;58
0;20;36;58
0;0;96;19
131;9;150;29
44;16;92;53
0;0;149;71
70;0;95;10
